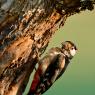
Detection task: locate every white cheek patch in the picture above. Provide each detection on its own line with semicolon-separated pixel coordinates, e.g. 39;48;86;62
70;49;76;56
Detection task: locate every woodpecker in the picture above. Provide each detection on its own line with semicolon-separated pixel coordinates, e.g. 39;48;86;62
28;41;77;95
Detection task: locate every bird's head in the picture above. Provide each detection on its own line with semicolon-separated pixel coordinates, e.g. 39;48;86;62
61;41;77;59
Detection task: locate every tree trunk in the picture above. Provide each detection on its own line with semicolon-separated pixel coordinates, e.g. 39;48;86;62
0;0;94;95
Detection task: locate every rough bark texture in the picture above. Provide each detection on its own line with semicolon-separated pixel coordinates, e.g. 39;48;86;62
0;0;94;95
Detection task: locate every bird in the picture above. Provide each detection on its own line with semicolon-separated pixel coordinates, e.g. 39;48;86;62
28;41;77;95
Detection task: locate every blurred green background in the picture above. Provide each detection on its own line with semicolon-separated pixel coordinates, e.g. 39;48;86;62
24;10;95;95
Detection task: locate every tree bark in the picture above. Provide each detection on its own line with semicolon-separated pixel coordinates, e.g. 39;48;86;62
0;0;94;95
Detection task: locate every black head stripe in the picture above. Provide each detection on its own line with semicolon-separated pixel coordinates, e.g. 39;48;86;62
65;41;75;46
62;41;77;50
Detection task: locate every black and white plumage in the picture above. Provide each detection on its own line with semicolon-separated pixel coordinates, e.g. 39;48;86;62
28;41;77;95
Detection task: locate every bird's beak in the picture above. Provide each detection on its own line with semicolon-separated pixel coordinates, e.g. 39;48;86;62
75;46;78;51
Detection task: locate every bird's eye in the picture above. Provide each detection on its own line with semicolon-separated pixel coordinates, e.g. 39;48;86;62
71;47;74;50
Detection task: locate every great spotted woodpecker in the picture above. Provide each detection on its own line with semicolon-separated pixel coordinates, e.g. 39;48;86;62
28;41;77;95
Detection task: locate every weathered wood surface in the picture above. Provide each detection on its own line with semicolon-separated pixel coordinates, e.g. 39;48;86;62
0;0;94;95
